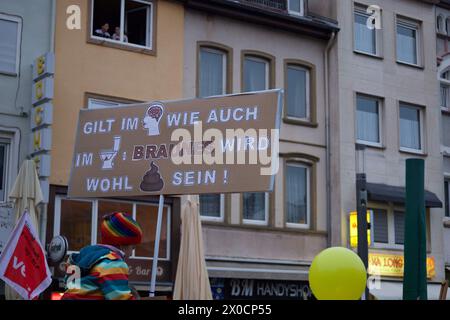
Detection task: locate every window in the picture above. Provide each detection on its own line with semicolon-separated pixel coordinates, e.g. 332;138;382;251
0;141;9;202
373;209;388;243
444;179;449;217
199;194;225;222
243;193;269;225
370;205;407;248
354;4;377;55
288;0;304;16
394;211;405;245
55;196;171;259
285;163;310;228
447;18;450;35
0;14;21;75
399;103;423;152
243;55;269;92
437;15;444;33
198;45;228;219
242;54;271;222
286;64;309;120
199;47;227;98
356;94;381;146
87;98;122;109
396;17;420;66
59;199;93;252
440;70;450;110
91;0;154;49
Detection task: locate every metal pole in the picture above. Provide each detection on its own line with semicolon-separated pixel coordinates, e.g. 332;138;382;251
356;173;369;299
149;194;164;297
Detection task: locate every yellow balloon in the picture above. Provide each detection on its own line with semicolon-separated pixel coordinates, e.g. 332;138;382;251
309;247;367;300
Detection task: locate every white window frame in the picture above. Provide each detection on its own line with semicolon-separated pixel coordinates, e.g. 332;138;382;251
287;0;305;17
444;175;450;219
90;0;154;50
244;56;269;92
200;194;225;223
0;128;19;204
439;70;450;111
242;192;270;226
285;64;310;121
0;13;22;76
446;17;450;36
285;163;311;230
396;17;421;67
0;140;10;203
399;103;425;154
436;14;444;34
54;195;171;260
87;97;122;109
353;4;381;57
199;47;227;97
355;94;383;148
369;202;406;250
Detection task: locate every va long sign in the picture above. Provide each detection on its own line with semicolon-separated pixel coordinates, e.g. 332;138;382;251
68;90;282;198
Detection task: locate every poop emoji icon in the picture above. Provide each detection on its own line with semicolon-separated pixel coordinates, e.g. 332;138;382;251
143;103;164;136
140;161;164;192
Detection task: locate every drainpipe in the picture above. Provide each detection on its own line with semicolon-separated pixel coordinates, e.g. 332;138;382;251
325;32;336;248
39;0;56;246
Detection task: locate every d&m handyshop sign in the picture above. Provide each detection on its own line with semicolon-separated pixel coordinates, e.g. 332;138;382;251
218;279;314;300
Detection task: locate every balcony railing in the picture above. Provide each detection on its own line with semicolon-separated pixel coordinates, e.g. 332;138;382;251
238;0;287;12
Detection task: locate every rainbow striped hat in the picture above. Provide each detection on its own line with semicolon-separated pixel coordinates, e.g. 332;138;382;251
101;212;142;246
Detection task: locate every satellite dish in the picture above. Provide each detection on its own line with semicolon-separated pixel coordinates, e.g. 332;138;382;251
47;235;68;264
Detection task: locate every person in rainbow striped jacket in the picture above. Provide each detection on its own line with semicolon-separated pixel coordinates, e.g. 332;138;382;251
62;212;142;300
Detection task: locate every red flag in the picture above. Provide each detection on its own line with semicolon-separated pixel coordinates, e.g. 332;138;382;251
0;211;51;300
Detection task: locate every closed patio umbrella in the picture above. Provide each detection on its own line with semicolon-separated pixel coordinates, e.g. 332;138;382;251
173;195;212;300
5;160;43;300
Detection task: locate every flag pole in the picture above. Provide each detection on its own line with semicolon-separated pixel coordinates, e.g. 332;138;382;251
149;194;164;297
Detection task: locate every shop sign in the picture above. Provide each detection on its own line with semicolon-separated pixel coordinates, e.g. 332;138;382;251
223;279;314;300
31;154;51;178
68;90;282;198
32;77;54;106
32;52;55;81
30;127;52;154
368;253;435;279
30;52;54;204
31;102;53;130
349;210;372;248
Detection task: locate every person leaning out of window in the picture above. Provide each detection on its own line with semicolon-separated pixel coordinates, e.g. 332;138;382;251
95;22;111;38
112;27;128;42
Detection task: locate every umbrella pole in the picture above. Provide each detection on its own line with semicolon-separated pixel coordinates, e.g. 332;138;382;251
149;194;164;297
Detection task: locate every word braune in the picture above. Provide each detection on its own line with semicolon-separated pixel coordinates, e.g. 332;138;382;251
132;122;279;174
178;304;272;318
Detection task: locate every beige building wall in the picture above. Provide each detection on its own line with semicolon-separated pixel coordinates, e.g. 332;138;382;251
51;0;184;185
333;0;445;281
183;9;331;266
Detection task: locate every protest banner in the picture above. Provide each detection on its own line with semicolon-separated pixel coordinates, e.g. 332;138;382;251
0;211;52;300
68;90;282;198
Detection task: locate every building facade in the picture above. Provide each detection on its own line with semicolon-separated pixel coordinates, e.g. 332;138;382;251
331;0;448;299
436;0;450;285
0;0;54;298
180;0;338;299
44;0;185;296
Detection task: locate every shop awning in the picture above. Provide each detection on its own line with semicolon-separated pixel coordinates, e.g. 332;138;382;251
366;183;443;208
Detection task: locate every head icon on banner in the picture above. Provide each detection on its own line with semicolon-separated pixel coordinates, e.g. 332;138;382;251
143;103;164;136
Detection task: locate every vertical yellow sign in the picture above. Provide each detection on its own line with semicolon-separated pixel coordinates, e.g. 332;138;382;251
350;211;371;248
